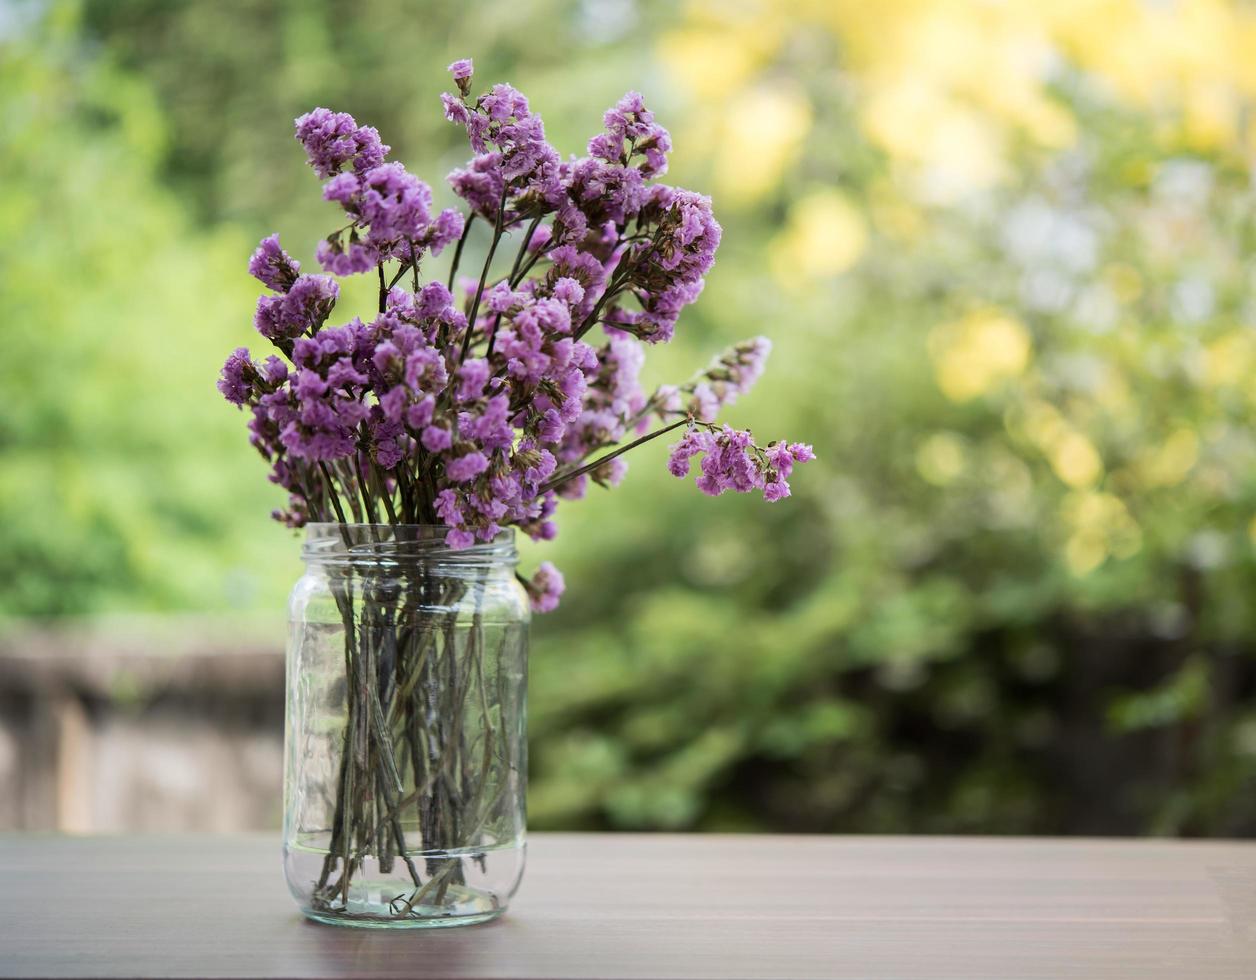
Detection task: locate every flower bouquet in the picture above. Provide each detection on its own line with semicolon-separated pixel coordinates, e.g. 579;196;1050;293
220;59;812;927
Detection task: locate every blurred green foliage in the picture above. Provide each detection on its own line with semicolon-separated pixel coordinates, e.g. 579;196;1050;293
4;0;1256;835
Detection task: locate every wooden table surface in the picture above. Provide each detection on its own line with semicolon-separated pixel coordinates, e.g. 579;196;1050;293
1;833;1253;979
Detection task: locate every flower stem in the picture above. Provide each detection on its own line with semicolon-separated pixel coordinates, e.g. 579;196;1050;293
538;415;691;495
460;194;508;362
446;214;475;291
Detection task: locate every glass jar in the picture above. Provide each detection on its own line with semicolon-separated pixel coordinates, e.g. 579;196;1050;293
282;524;530;928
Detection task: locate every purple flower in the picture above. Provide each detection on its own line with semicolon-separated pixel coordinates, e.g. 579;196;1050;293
218;347;255;406
666;427;711;477
260;355;289;385
253;275;340;342
322;173;360;206
447;58;474;97
357;163;432;249
248;235;301;292
421;425;452;452
551;276;584;307
316;237;378;276
526;561;565;613
668;337;772;421
421;209;465;256
442;93;471;126
446;450;489;483
448;153;505;218
369;409;408;469
294;108;389;179
594;91;672;178
665;424;811;502
762;480;790;502
445;527;476;549
536;409;565;444
457;358;491;402
616;187;721;343
227;88;809;595
443;78;566;224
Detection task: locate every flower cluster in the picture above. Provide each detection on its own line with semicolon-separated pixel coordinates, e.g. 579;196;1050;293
667;427;815;502
220;59;812;610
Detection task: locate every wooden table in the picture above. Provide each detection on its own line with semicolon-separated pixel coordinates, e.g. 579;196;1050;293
1;833;1253;979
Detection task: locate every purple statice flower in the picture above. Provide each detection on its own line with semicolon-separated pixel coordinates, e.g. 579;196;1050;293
441;92;472;127
689;382;720;423
368;408;408;469
457;358;491;402
653;384;684;414
463;393;513;451
667;425;814;502
524;561;565;613
421;424;452;452
442;72;566;224
710;337;771;405
418;208;465;256
254;275;340;342
445;450;489;483
225;85;810;613
260;355;289;385
316;237;378;276
319;162;435;265
553;335;644;473
294;108;389;179
448;153;505;219
248;235;301;292
527;223;552;253
591;91;672;178
370;314;448;429
567;156;647;228
666;426;712;477
695;426;761;496
626;187;722;342
357;163;432;249
218;347;256;406
270;320;374;462
672;337;772;420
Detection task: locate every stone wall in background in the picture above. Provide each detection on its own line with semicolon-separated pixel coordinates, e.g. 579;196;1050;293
0;617;286;832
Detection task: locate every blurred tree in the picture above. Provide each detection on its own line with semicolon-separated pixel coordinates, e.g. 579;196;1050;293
4;0;1256;836
0;4;293;616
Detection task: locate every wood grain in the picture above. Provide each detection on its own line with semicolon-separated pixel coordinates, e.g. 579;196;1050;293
1;833;1253;979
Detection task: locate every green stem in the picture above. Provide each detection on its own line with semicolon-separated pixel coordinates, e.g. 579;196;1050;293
446;213;475;292
459;193;508;362
539;415;692;495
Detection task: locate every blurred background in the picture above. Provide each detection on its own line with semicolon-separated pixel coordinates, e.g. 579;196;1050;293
3;0;1256;837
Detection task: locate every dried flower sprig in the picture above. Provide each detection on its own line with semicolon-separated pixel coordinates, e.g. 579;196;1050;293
219;59;812;609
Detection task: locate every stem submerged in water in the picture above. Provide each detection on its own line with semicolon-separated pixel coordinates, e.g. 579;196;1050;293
306;555;522;922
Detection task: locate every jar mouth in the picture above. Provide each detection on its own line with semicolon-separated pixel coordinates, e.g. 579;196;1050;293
302;523;517;565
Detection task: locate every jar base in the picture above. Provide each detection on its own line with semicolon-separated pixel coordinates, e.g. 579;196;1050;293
301;906;505;929
285;839;525;928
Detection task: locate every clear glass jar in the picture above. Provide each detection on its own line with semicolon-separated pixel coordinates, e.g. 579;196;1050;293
282;524;529;928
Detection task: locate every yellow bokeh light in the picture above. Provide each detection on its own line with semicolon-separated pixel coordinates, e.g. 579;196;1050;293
663;0;1256;202
713;82;812;205
916;432;968;486
1050;432;1104;489
929;310;1032;402
1203;330;1255;388
1138;428;1199;488
1062;490;1141;574
658;25;764;101
768;188;867;282
1102;264;1144;305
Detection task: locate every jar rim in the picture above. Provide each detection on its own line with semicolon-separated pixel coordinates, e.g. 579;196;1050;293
302;523;517;565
